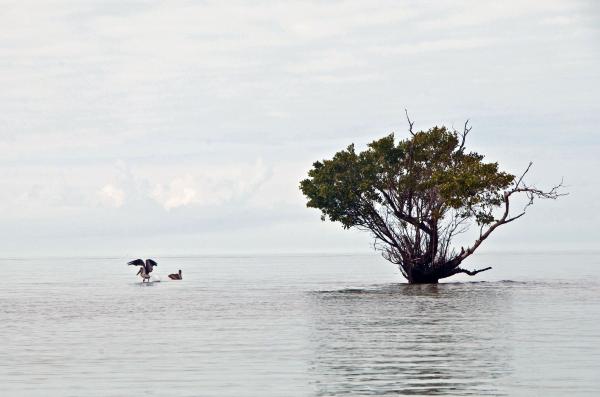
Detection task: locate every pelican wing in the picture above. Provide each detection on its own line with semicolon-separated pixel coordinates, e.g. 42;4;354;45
128;259;145;267
145;258;158;274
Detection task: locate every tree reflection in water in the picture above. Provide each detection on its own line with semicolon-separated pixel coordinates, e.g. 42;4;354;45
308;283;512;396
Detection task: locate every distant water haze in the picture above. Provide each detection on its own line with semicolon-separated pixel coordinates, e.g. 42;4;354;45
1;253;599;396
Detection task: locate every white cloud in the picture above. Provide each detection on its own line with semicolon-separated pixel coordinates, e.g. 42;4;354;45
149;158;270;210
151;175;198;210
98;184;125;208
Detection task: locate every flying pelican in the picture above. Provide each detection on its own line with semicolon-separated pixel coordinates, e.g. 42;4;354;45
128;259;158;282
168;270;182;280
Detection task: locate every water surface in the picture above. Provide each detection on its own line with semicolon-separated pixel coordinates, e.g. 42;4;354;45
1;253;599;396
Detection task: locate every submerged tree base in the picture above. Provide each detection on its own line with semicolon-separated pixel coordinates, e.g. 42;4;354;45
406;268;440;284
404;265;493;284
408;277;440;284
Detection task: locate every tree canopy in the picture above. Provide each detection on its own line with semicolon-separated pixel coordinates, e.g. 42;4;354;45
300;118;564;283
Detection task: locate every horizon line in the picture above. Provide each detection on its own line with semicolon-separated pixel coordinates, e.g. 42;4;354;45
0;248;599;261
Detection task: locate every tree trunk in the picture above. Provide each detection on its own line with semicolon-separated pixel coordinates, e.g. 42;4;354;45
405;266;440;284
407;274;440;284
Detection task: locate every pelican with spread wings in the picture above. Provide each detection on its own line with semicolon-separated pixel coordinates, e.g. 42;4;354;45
128;259;158;282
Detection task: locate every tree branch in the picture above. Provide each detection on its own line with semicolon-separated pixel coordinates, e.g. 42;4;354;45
405;109;415;136
457;120;471;152
515;161;533;188
458;163;566;263
504;211;526;223
376;188;434;235
451;266;492;276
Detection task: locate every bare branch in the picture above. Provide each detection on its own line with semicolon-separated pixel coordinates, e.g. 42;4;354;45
457;119;471;152
516;179;567;200
405;109;415;136
458;174;566;263
515;162;533;188
504;211;526;223
451;266;492;276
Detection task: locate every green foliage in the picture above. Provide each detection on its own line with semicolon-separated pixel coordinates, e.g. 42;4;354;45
300;126;515;230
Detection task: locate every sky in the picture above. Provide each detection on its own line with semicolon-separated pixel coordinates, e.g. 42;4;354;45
0;0;598;257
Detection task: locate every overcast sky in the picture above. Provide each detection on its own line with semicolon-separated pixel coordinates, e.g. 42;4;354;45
0;0;598;257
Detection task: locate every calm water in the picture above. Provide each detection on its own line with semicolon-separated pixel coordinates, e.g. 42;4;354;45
1;253;599;396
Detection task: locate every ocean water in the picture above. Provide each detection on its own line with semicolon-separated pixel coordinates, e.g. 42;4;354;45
1;253;599;396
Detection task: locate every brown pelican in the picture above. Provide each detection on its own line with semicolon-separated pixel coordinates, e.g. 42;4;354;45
168;270;182;280
136;266;151;282
128;259;158;282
